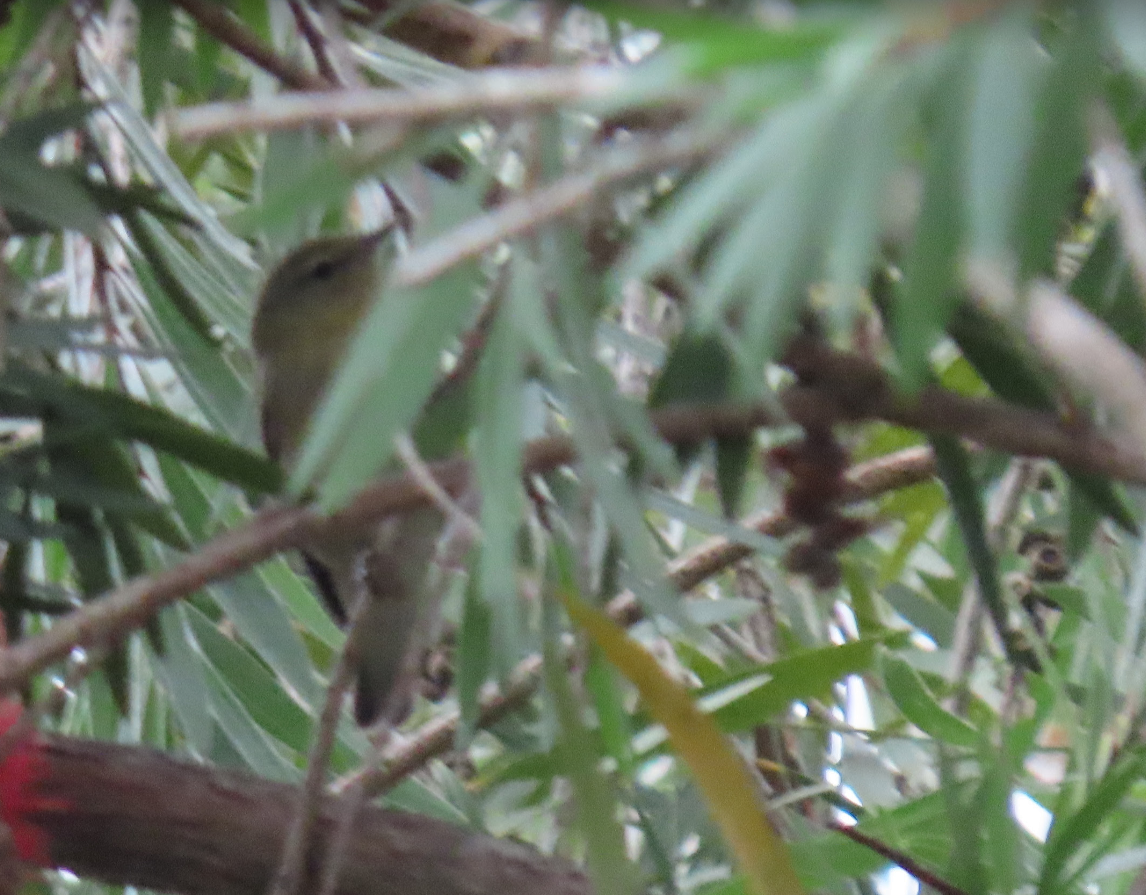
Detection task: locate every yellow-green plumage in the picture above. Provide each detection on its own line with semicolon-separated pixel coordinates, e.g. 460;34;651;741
252;232;391;467
252;229;437;725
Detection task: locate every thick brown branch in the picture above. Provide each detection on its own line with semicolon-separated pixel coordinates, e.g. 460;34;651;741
781;337;1146;483
16;731;588;895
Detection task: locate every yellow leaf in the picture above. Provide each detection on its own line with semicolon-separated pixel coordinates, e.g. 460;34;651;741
560;589;806;895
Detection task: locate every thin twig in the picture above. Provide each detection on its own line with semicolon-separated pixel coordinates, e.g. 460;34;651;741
332;653;544;796
316;776;370;895
827;821;969;895
781;336;1146;484
270;581;373;895
170;0;329;90
0;400;766;693
394;434;481;542
1;364;1143;696
169;67;701;139
315;3;369;91
395;129;720;288
334;446;939;796
289;0;341;86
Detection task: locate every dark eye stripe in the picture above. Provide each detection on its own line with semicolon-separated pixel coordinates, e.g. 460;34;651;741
310;260;336;280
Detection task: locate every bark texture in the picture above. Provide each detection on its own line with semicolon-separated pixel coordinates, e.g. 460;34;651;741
9;732;590;895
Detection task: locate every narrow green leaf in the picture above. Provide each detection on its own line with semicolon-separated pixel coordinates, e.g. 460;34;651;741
1103;0;1146;81
626;98;822;285
131;211;251;342
714;435;752;519
2;365;279;493
649;329;734;465
456;574;492;744
130;255;258;443
892;44;970;385
585;0;846;74
881;582;956;648
155;605;213;755
0;102;92;150
122;210;220;343
964;7;1042;262
0;2;60;72
1070;220;1146;353
1015;25;1098;279
1041;749;1146;894
546;541;641;895
0;154;104;236
208;572;324;710
929;435;1014;662
474;289;526;680
292;261;480;506
704;100;837;350
543;221;682;625
185;602;357;770
95;57;255;259
949;305;1137;533
585;649;636;779
137;0;174;117
980;751;1021;895
709;638;884;732
198;657;300;782
882;654;978;747
823;67;913;325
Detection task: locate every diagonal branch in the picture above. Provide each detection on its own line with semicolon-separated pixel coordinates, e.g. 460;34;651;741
169;67;701;139
336;445;939;797
0;400;771;694
170;0;329;90
827;822;968;895
0;354;1142;697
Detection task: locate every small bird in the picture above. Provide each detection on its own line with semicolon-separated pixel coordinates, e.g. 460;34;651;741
251;229;443;725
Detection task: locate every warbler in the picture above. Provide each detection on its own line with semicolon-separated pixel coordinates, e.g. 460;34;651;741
251;229;445;725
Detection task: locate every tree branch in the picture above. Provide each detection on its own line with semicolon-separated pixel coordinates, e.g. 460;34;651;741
393;129;718;289
0;400;770;694
270;586;374;895
1;725;589;895
345;0;535;69
0;351;1141;699
337;446;938;796
170;0;329;90
827;822;968;895
168;67;699;139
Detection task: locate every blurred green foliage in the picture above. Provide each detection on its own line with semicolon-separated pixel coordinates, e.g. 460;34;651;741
5;3;1146;895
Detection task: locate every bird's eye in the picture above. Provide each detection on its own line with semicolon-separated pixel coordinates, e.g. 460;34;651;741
309;260;337;280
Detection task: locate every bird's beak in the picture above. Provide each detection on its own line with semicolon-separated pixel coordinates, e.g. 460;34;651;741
360;224;397;253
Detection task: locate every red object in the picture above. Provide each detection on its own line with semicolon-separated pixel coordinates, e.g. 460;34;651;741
0;700;58;866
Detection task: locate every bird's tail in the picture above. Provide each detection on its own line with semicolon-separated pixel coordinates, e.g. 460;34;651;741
302;508;440;726
350;570;424;725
